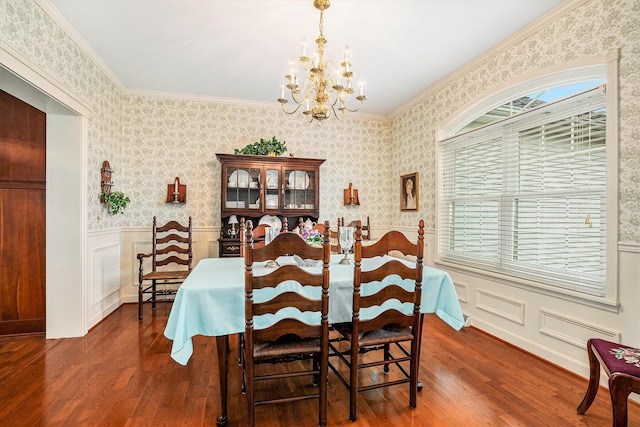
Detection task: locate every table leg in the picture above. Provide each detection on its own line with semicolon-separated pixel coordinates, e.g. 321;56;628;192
216;335;229;427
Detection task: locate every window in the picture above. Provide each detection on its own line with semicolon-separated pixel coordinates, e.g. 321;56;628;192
439;85;607;296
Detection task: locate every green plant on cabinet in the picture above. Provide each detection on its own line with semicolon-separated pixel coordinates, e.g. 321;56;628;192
234;136;287;156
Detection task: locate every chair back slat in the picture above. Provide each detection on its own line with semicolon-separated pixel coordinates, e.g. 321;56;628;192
252;232;322;263
155;244;190;255
156;220;190;233
254;319;322;342
155;255;190;267
251;264;323;290
252;290;321;316
156;233;190;245
358;309;414;331
360;284;415;309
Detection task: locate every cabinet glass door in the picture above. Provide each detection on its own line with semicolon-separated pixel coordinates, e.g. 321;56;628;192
264;168;279;210
225;166;261;211
283;167;316;211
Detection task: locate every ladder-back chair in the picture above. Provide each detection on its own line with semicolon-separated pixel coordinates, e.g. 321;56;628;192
242;221;331;427
137;216;192;320
328;220;424;421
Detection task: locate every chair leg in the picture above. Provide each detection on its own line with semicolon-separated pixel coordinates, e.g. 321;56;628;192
410;339;419;409
151;280;157;310
246;357;254;427
138;281;144;320
312;353;319;386
577;341;601;415
610;374;632;427
319;351;328;427
349;344;359;422
383;343;390;373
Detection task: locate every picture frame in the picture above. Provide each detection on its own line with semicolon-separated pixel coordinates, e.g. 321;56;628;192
400;172;419;211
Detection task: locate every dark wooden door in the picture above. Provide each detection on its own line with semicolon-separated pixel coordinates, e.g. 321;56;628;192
0;89;46;335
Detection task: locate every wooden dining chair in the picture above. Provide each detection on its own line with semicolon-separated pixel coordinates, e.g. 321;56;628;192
242;220;331;427
137;216;193;320
341;216;371;240
239;217;271;256
328;220;425;421
577;338;640;426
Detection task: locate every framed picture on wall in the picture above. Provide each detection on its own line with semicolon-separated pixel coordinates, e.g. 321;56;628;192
400;172;419;211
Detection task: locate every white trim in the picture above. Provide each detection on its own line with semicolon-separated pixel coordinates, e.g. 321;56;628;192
1;39;90;338
0;39;92;116
603;49;620;303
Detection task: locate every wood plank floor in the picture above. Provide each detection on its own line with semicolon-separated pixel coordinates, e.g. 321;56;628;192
0;303;636;426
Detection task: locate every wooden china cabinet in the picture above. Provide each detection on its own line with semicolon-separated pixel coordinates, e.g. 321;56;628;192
216;153;325;257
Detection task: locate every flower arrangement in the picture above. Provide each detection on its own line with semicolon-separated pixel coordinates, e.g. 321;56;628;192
301;228;324;247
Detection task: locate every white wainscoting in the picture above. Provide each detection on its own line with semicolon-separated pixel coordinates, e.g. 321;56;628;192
430;232;640;382
87;229;121;329
119;226;221;304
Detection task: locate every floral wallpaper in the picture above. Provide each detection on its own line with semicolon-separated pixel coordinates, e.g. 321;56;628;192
1;0;639;242
120;97;392;229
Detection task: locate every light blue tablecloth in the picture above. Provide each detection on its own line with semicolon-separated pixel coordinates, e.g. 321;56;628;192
164;254;464;365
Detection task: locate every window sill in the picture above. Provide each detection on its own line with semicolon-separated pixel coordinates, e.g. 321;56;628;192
434;258;619;313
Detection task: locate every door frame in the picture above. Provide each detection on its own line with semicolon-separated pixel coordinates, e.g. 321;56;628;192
1;44;91;338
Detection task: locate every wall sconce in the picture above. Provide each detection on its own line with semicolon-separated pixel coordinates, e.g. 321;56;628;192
166;177;187;204
343;182;360;206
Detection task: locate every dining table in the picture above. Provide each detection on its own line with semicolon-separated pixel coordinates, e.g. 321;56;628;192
164;253;464;426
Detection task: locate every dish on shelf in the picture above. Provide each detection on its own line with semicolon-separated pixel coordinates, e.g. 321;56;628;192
288;171;309;189
300;204;315;209
258;215;282;232
266;170;278;189
225;201;246;208
265;194;278;208
228;169;250;187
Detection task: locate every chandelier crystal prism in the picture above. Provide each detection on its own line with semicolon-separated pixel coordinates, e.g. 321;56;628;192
277;0;367;123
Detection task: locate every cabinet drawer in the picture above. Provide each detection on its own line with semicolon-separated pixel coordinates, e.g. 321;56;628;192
220;240;241;257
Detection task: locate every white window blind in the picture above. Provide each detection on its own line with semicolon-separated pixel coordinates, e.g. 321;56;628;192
439;86;607;295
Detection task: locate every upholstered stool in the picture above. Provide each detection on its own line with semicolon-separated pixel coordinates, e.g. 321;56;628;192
577;338;640;426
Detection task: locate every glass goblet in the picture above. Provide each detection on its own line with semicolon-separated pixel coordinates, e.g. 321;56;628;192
339;226;355;265
264;227;278;268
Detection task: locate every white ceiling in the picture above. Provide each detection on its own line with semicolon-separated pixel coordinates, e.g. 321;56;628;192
45;0;567;116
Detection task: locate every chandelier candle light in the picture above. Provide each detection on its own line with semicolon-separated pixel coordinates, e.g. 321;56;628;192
278;0;367;123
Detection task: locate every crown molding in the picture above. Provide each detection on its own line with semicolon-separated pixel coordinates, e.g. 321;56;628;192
126;87;387;121
388;0;592;118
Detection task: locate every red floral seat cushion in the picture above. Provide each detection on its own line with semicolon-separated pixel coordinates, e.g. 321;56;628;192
591;338;640;376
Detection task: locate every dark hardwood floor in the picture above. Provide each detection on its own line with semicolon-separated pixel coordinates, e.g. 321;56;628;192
0;303;635;426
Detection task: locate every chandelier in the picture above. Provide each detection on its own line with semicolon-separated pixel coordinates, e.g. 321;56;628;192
277;0;367;123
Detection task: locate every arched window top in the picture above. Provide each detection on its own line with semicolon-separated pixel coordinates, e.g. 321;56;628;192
455;79;606;135
440;60;610;138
